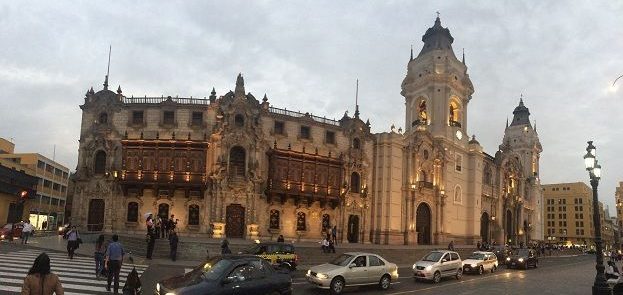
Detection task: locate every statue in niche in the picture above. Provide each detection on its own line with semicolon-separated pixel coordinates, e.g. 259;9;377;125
296;212;306;231
449;104;455;122
269;209;280;229
418;100;428;121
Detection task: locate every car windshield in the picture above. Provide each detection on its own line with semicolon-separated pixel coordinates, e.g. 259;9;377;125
188;257;233;281
241;245;262;255
468;253;486;260
330;254;354;266
422;252;444;262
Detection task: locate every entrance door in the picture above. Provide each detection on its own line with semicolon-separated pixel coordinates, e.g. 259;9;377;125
416;203;432;245
87;199;105;231
505;210;513;244
158;203;170;221
480;212;490;243
347;215;359;243
226;204;245;238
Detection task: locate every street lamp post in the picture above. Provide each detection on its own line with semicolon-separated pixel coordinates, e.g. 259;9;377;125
583;141;610;295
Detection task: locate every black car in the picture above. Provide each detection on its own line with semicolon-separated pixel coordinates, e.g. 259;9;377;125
492;246;510;264
239;242;298;271
155;255;292;295
506;249;538;269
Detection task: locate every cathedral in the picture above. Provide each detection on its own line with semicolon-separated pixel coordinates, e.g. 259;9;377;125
71;16;543;245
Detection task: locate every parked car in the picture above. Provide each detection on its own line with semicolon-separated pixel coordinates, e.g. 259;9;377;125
0;223;24;241
155;255;292;295
462;251;498;275
413;250;462;283
306;252;399;294
506;249;538;269
238;242;298;270
492;245;511;264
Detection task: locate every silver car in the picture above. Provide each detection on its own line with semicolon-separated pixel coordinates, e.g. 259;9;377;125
306;252;399;294
413;250;462;283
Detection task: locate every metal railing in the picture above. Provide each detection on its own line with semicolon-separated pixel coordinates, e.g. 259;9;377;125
269;106;340;126
123;96;210;105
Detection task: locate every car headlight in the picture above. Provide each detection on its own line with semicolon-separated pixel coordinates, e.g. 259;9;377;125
0;234;4;239
307;270;311;276
413;264;417;270
425;265;432;271
506;257;511;261
58;227;63;231
316;273;329;279
156;283;160;292
518;258;524;262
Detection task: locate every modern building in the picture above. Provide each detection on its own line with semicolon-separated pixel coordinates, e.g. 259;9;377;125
0;138;70;230
542;182;614;249
72;16;544;245
0;139;39;224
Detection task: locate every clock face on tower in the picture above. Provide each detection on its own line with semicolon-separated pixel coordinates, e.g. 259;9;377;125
456;130;463;140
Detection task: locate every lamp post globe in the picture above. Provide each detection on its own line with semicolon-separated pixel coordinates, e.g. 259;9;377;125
584;141;610;295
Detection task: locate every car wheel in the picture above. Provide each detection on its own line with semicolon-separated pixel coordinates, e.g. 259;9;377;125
433;271;441;283
330;277;345;295
379;274;391;290
456;268;463;280
491;265;497;273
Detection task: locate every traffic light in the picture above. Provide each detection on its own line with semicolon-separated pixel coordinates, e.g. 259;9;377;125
19;190;28;204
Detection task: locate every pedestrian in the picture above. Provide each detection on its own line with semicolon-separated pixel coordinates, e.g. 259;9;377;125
42;221;48;231
155;217;161;240
477;241;481;251
21;253;64;295
66;226;80;259
448;240;455;251
169;215;177;234
169;230;179;261
160;216;167;239
328;235;336;253
122;267;142;295
94;234;106;279
331;226;337;245
146;222;155;260
277;235;285;243
221;238;231;254
21;220;34;245
321;236;330;253
105;234;125;294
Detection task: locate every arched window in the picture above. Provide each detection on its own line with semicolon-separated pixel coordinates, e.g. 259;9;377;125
99;112;108;124
94;151;107;175
322;214;330;230
296;212;306;231
454;185;462;204
188;204;200;225
127;202;138;222
353;138;361;149
234;114;244;127
229;146;246;178
269;209;280;229
350;172;361;193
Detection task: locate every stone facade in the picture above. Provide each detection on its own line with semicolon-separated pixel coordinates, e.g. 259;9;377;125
71;17;544;245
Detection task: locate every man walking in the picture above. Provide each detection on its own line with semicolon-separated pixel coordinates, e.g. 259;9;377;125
146;217;156;259
21;220;34;244
105;234;124;294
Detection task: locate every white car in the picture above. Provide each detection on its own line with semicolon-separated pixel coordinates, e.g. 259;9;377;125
306;252;399;294
461;251;498;274
413;250;462;283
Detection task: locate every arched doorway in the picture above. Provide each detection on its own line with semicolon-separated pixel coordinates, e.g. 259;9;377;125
158;203;170;222
226;204;245;238
347;215;360;243
416;203;432;245
87;199;105;231
505;209;513;244
480;212;490;243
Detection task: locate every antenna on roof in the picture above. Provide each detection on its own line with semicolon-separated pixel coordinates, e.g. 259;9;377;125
103;45;111;90
354;79;360;119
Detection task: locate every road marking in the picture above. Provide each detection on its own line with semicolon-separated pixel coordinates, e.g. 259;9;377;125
0;249;149;294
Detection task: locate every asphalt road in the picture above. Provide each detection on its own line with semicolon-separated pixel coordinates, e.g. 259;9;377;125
293;254;598;295
0;242;604;295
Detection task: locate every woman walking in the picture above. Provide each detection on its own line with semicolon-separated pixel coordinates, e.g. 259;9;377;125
21;252;64;295
65;226;79;259
94;234;106;278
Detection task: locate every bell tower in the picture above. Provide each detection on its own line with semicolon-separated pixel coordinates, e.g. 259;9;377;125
401;16;474;141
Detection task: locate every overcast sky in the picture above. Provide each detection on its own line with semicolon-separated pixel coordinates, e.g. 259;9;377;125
1;1;622;214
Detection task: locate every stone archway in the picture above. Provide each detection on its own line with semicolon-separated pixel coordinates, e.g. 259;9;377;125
416;203;432;245
480;212;490;243
226;204;245;238
87;199;105;231
347;215;360;243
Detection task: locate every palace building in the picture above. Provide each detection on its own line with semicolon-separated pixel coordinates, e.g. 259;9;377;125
71;16;544;245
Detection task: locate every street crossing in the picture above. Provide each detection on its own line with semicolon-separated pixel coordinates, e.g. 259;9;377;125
0;249;148;294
